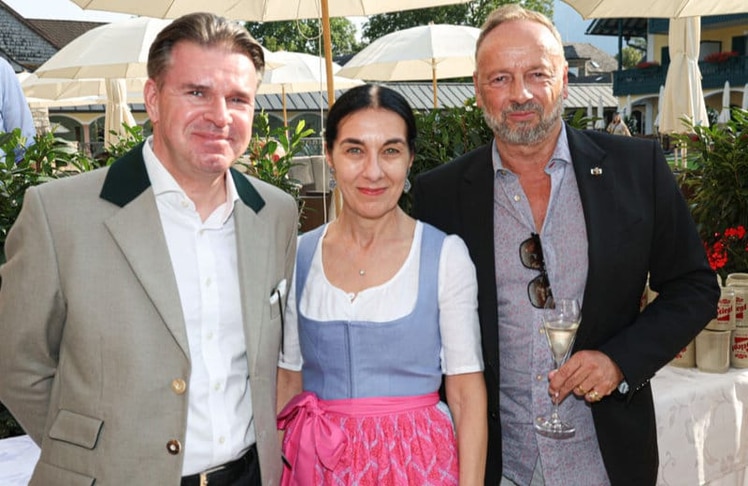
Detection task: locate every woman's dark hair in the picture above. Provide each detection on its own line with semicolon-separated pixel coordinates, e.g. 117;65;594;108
325;84;417;154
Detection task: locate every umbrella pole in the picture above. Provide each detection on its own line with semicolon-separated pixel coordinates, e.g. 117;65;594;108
432;59;437;109
282;85;288;127
321;0;335;105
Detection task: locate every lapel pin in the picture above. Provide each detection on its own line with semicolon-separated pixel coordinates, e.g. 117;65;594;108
590;167;603;176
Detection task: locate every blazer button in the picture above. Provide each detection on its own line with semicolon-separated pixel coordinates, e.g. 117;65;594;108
166;439;182;455
171;378;187;395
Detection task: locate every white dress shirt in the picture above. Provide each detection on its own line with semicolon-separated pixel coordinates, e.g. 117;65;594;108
143;138;254;475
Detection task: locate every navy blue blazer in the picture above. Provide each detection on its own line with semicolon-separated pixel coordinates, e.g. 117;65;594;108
413;124;719;486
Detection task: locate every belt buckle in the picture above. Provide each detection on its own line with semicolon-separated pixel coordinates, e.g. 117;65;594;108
198;463;226;486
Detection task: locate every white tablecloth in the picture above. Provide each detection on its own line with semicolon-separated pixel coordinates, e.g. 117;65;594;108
654;366;748;486
1;367;747;485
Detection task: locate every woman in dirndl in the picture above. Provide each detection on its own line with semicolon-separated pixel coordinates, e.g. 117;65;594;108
276;84;487;486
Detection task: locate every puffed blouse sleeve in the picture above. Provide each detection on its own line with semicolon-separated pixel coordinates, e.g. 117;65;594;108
438;234;484;375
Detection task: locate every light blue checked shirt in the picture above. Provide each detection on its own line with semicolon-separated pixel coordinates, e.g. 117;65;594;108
493;124;610;486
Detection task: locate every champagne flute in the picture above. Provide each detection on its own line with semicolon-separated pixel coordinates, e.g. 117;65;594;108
535;298;581;439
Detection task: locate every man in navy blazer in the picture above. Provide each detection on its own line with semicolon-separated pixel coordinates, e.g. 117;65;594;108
413;5;719;486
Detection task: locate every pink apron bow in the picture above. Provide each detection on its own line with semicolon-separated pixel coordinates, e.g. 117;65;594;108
277;392;347;485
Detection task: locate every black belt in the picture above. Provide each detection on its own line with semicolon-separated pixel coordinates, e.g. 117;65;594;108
181;444;257;486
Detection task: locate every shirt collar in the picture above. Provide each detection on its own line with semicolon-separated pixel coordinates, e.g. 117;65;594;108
491;123;572;174
142;136;239;223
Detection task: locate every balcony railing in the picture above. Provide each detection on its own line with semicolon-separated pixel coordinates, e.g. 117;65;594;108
613;55;748;96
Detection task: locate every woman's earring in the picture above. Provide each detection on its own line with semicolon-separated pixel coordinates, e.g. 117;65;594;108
328;167;336;190
403;169;411;193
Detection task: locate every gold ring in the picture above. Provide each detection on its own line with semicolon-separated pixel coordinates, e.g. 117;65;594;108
576;386;587;395
587;390;601;402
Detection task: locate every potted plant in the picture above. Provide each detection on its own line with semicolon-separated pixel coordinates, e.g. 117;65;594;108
674;109;748;279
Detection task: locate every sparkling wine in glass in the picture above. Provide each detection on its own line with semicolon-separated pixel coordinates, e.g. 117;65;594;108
535;298;580;439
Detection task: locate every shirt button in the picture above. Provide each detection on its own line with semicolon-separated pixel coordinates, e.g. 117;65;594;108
166;439;182;455
171;378;187;395
214;382;221;391
513;194;521;202
218;436;226;444
206;331;214;340
180;200;189;208
536;374;543;381
205;277;212;287
539;327;546;334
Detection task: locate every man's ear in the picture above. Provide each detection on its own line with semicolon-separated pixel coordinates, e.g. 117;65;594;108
143;78;160;124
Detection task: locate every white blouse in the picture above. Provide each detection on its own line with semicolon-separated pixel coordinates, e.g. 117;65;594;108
279;221;484;376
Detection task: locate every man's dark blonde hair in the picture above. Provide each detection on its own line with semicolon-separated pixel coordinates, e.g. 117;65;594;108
476;4;564;57
147;12;265;86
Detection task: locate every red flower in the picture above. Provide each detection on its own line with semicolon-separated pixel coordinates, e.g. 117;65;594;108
703;51;739;63
706;226;748;275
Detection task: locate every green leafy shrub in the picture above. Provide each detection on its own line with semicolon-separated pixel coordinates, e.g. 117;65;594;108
674;109;748;278
401;98;493;213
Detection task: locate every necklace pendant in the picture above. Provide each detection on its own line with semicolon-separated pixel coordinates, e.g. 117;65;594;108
358;269;366;276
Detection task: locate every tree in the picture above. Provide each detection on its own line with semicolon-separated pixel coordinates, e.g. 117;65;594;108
246;18;360;56
619;38;646;69
362;0;553;43
620;46;644;69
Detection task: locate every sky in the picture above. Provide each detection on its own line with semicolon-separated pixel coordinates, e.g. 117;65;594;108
7;0;619;55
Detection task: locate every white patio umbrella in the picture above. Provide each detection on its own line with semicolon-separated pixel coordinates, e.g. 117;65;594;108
586;100;593;129
259;50;363;126
104;79;138;146
21;74;145;106
659;17;709;133
562;0;748;18
654;85;665;129
32;17;171;144
595;95;606;130
337;23;480;109
718;80;731;124
35;17;172;79
71;0;471;104
624;94;632;118
742;83;748;111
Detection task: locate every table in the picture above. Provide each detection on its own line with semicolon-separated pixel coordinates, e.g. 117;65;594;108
1;366;747;485
653;366;748;486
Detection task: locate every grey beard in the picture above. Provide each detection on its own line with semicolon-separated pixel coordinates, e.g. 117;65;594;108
483;96;564;146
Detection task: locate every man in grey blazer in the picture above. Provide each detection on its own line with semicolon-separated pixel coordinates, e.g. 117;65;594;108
0;13;296;486
413;5;719;486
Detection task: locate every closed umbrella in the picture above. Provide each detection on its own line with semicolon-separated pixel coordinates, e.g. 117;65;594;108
742;83;748;111
624;94;632;118
71;0;471;104
659;17;708;133
718;80;731;124
654;85;665;129
260;50;362;126
586;101;593;130
595;96;606;130
337;24;480;109
104;79;137;147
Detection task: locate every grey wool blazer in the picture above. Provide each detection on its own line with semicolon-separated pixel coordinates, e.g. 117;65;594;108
0;144;297;486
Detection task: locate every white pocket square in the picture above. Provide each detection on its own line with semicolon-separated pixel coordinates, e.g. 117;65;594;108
269;278;288;305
